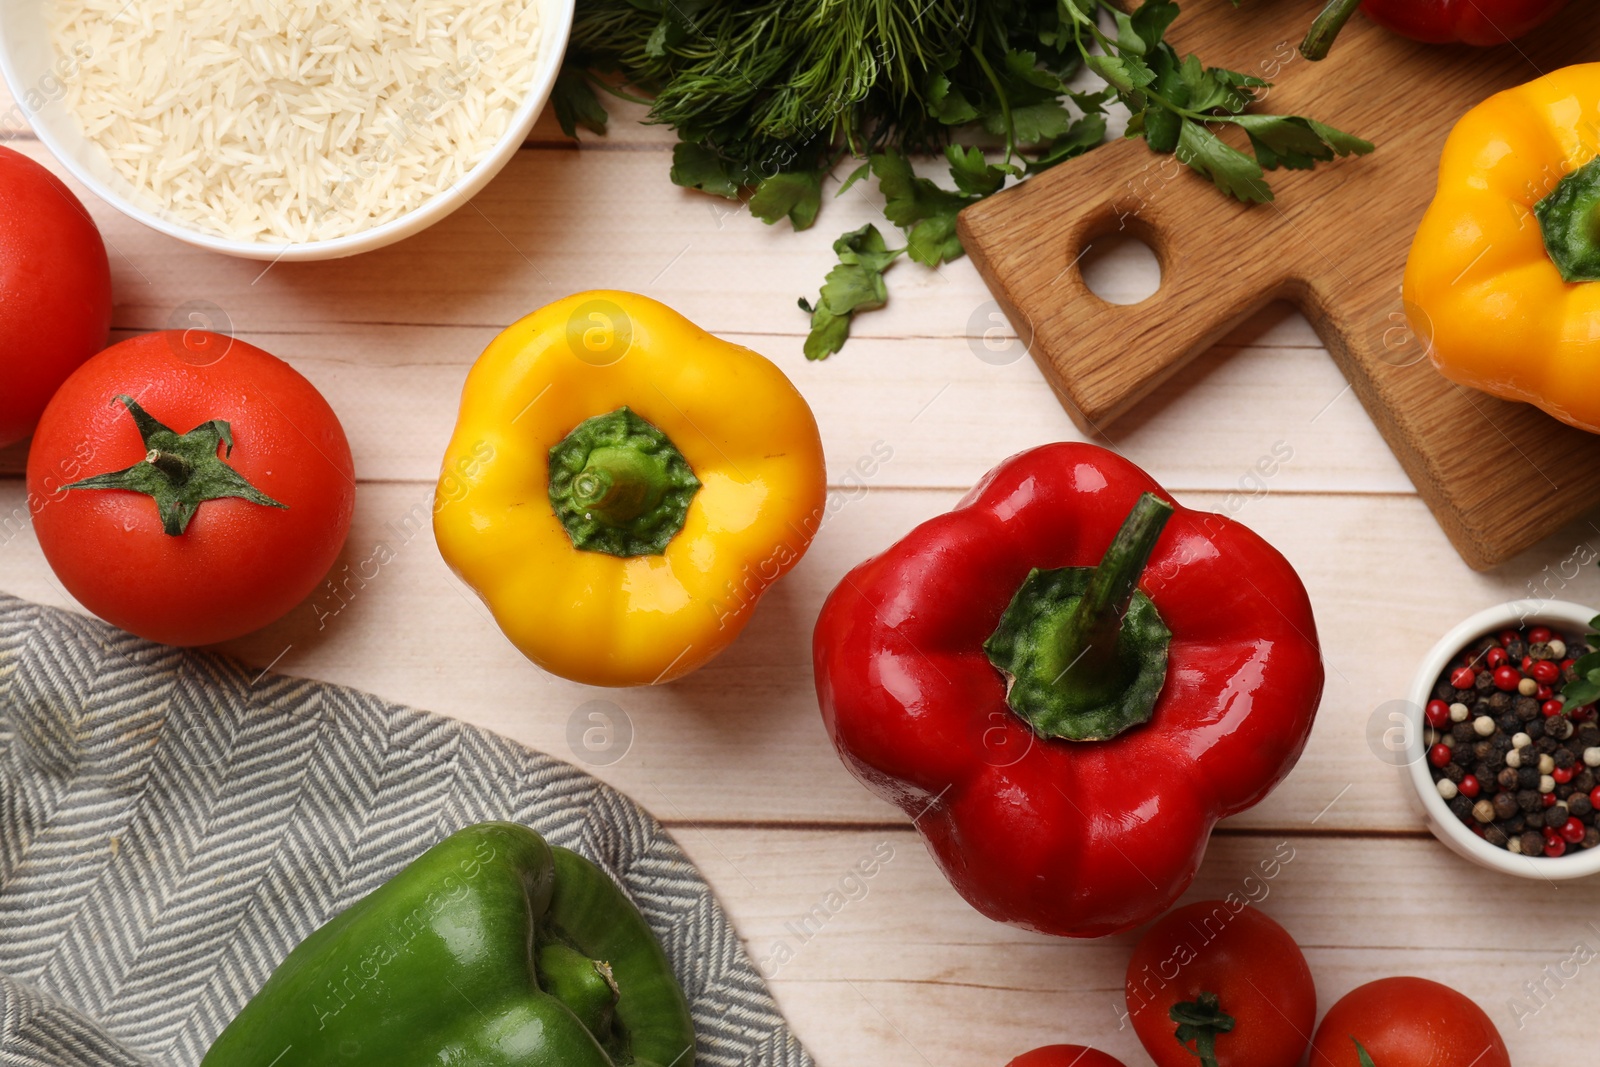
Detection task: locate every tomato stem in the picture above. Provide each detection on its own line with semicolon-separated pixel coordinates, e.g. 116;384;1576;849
63;394;285;536
145;449;193;485
1170;990;1234;1067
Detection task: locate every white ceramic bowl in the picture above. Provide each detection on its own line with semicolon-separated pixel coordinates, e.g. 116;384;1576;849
0;0;573;261
1406;599;1600;879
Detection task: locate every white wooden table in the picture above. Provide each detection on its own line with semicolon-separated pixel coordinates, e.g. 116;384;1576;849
3;92;1597;1065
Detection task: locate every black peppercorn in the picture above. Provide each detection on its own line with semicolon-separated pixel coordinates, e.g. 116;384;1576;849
1546;718;1574;742
1483;825;1509;847
1497;713;1520;734
1473;742;1494;762
1436;681;1456;701
1489;691;1513;712
1571;794;1594;818
1507;639;1528;660
1586;827;1600;850
1498;768;1521;791
1518;789;1542;812
1518;766;1539;790
1555;747;1577;769
1529;641;1554;660
1526;810;1546;829
1452;722;1477;743
1516;697;1540;721
1493;792;1519;820
1450;795;1475;821
1550;802;1570;824
1473;762;1494;782
1558;783;1576;800
1576;770;1596;793
1538;735;1559;754
1507;813;1527;834
1526;718;1545;740
1522;830;1546;855
1445;763;1467;783
1474;671;1494;693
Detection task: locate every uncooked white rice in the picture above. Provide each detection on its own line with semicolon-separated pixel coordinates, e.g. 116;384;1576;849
48;0;544;243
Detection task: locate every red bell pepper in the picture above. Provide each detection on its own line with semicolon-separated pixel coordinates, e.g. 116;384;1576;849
813;443;1323;938
1301;0;1566;58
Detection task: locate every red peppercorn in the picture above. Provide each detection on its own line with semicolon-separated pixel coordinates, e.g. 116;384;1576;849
1554;766;1575;784
1500;629;1520;646
1543;793;1558;808
1521;655;1535;673
1574;705;1594;723
1425;700;1450;728
1562;818;1586;843
1451;666;1477;689
1493;666;1521;691
1543;700;1564;718
1590;785;1600;809
1532;661;1560;685
1428;744;1452;768
1537;685;1554;701
1530;626;1553;645
1486;647;1508;669
1545;837;1568;858
1459;775;1481;798
1562;658;1576;672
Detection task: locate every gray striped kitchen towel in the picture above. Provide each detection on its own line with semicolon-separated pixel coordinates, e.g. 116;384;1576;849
0;593;812;1067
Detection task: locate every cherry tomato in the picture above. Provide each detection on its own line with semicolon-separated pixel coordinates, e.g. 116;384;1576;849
1127;901;1315;1067
0;146;112;446
1006;1046;1127;1067
27;330;355;645
1308;977;1509;1067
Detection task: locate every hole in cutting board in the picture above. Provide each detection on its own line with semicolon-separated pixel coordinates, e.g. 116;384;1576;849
1079;233;1161;305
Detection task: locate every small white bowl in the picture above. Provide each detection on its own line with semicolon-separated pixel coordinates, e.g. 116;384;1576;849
1406;599;1600;879
0;0;573;261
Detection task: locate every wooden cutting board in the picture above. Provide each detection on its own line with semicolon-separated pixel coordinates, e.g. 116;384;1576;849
957;0;1600;571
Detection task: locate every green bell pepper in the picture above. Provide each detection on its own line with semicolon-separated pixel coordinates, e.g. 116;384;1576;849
201;822;696;1067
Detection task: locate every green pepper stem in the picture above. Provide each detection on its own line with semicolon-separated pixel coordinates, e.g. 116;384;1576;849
1300;0;1365;60
571;446;669;526
1536;156;1600;283
547;407;701;558
145;449;193;486
1053;493;1174;694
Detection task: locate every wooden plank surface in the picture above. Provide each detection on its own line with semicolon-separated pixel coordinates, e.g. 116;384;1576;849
3;81;1599;1065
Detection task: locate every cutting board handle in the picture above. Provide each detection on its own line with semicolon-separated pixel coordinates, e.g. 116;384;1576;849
963;147;1292;430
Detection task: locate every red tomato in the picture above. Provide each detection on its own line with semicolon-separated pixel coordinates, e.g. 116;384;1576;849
27;330;355;645
1126;900;1315;1067
1308;977;1510;1067
0;146;113;446
1006;1046;1127;1067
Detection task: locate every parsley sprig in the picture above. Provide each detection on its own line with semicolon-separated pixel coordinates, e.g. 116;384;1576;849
558;0;1371;359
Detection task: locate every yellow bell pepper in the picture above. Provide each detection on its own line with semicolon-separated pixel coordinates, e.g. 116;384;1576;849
434;292;827;687
1405;63;1600;433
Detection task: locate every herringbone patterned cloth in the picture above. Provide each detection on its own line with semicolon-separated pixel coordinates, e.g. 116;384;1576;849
0;594;811;1067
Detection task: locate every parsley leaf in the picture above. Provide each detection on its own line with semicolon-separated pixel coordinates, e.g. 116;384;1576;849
801;225;904;360
750;170;824;230
551;64;608;137
669;143;743;198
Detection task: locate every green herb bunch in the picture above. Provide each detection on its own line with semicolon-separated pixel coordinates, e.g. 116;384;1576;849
557;0;1372;359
